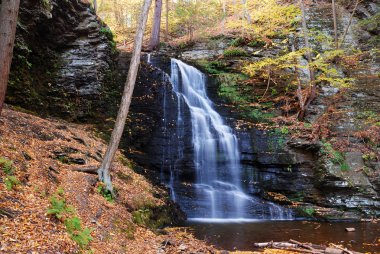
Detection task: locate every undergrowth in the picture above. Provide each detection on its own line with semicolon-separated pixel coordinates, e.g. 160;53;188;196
0;157;20;190
47;189;93;249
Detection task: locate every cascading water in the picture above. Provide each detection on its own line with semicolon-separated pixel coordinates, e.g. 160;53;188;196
168;59;293;221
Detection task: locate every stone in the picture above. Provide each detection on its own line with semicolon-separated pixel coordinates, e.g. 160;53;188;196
178;244;188;251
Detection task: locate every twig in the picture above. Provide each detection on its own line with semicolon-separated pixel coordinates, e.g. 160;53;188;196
261;69;271;100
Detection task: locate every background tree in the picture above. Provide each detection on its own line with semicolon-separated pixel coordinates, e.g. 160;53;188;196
93;0;98;14
332;0;338;49
149;0;163;50
98;0;153;194
0;0;21;115
165;0;169;42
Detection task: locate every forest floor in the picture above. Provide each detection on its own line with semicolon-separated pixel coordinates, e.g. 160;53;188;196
0;106;217;253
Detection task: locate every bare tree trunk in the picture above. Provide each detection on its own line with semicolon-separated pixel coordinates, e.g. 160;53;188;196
221;0;227;34
299;0;316;119
0;0;21;115
339;0;359;49
98;0;153;194
332;0;338;49
165;0;169;42
93;0;97;14
149;0;163;50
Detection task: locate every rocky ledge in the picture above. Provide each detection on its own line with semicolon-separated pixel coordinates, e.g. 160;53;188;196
7;0;116;121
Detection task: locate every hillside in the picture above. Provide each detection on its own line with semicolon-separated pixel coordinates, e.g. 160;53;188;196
0;107;214;253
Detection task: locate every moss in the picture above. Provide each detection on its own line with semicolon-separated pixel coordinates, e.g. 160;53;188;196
223;47;248;57
196;59;227;74
131;204;180;230
7;36;64;116
297;207;316;218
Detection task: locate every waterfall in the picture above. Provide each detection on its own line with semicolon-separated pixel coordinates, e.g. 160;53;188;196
145;55;293;221
170;59;293;221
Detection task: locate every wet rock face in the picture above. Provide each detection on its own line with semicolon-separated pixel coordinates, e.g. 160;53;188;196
123;59;196;182
8;0;114;120
237;127;380;220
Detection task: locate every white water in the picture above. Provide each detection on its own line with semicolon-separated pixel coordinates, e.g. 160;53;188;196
170;59;292;220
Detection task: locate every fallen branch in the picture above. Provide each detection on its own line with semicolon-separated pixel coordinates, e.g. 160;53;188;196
71;166;98;175
290;239;314;250
330;243;354;254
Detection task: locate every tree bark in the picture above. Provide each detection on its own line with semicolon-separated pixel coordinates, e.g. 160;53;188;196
0;0;21;115
98;0;153;194
149;0;163;50
332;0;338;49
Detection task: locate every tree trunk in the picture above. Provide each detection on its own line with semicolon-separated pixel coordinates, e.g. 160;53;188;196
93;0;97;14
0;0;20;115
98;0;153;194
149;0;163;50
332;0;338;49
339;0;359;49
299;0;316;119
165;0;169;42
221;0;226;34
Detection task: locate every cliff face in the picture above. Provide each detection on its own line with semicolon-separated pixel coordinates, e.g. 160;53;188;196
7;0;117;121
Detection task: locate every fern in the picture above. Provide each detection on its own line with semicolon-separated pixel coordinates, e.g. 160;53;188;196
65;217;93;249
4;176;20;190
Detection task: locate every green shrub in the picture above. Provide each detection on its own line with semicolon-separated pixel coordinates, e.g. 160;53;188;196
47;190;93;249
230;37;246;47
1;157;20;190
223;47;248;57
321;142;349;171
100;27;114;41
64;217;93;249
4;176;20;190
47;196;75;219
247;39;266;47
96;183;114;202
0;157;15;175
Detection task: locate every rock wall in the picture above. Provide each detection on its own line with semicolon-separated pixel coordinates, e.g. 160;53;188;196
7;0;116;121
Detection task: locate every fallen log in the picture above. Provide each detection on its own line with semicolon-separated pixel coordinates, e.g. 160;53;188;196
254;242;297;248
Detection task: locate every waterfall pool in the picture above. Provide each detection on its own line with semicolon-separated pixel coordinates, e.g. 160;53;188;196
185;220;380;252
